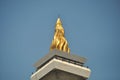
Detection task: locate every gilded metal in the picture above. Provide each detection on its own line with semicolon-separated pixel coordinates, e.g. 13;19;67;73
50;18;70;53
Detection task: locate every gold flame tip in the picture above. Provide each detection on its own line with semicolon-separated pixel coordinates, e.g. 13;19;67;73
50;18;70;54
56;18;61;24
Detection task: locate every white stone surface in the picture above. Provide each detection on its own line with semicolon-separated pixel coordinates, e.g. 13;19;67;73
31;59;91;80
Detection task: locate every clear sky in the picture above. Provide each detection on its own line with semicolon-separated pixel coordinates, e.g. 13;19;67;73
0;0;120;80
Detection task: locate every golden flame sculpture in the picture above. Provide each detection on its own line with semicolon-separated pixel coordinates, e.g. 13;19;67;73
50;18;70;53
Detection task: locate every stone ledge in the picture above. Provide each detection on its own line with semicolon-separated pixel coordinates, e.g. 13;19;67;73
31;58;91;80
34;49;86;69
40;69;85;80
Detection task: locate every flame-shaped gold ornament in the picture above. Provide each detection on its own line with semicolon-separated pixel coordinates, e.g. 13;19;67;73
50;18;70;53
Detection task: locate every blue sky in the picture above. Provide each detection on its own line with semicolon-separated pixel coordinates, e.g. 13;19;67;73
0;0;120;80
